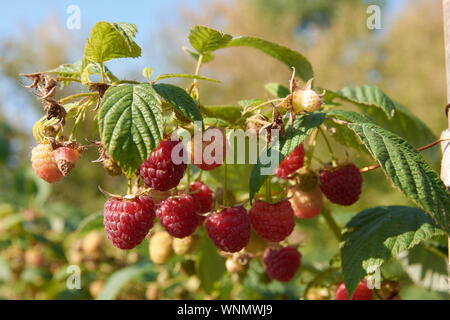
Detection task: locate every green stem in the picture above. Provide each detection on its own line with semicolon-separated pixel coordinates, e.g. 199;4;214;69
306;128;319;168
56;77;81;83
69;103;87;141
59;92;98;104
127;177;132;195
265;177;272;203
112;80;140;86
100;62;106;83
319;127;337;166
321;206;342;242
223;162;228;207
187;164;191;186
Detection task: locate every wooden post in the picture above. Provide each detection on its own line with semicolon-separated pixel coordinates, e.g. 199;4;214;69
442;0;450;297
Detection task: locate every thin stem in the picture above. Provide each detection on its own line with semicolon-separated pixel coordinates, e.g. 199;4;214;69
321;206;342;242
265;177;273;203
127;177;132;195
306;128;319;168
59;92;98;105
187;164;191;187
100;62;106;83
319;127;337;166
223;162;228;207
190;54;203;98
69;103;88;141
56;77;81;83
112;80;141;86
242;98;284;116
360;138;450;173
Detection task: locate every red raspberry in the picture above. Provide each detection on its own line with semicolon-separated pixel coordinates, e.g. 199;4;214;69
275;144;305;179
103;196;155;250
249;200;295;242
189;182;213;213
263;246;301;282
31;143;63;183
156;195;199;238
319;163;362;206
138;139;187;191
52;146;79;176
335;281;373;300
189;127;228;171
205;206;251;253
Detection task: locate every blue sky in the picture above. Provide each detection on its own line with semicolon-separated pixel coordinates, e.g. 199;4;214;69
0;0;406;130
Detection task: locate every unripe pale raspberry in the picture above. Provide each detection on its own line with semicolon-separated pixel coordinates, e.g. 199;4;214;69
263;246;301;282
292;88;323;113
52;146;79;176
31;143;63;183
319;163;363;206
156;195;199;238
288;185;323;219
103;196;155;250
172;235;198;255
149;231;174;264
335;281;373;300
205;206;251;253
226;257;245;273
249;200;295;242
103;158;122;176
138;139;187;191
189;182;213;213
275;144;305;179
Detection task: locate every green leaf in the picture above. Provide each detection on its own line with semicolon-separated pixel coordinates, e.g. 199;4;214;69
98;84;163;176
249;112;325;202
182;46;214;63
84;21;141;63
322;119;368;153
348;121;450;233
201;105;243;123
265;83;290;98
154;73;220;83
362;101;438;163
399;242;448;292
333;85;395;118
142;67;153;81
196;233;226;293
341;206;444;298
48;59;118;83
226;36;313;82
97;262;156;300
188;25;232;54
152;83;203;126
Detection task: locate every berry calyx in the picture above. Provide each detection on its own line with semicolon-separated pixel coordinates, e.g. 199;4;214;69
275;144;305;179
189;181;213;214
103;196;155;250
138;139;187;191
292;79;324;113
249;200;295;242
52;146;79;176
156;195;199;238
31;143;63;183
288;185;323;219
188;127;228;171
335;281;373;300
263;246;301;282
205;206;251;253
296;168;319;192
319;163;363;206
